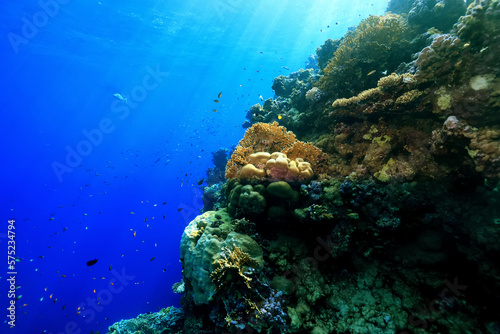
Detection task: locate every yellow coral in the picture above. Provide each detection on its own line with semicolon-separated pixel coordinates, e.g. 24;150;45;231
238;152;314;181
211;246;258;290
332;96;359;108
358;87;381;101
395;89;423;105
377;73;402;90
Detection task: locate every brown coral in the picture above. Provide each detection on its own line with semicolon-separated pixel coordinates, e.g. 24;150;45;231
226;122;327;179
414;34;463;83
318;13;412;97
469;126;500;178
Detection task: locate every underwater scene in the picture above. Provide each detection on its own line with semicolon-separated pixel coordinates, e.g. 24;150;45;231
1;0;500;333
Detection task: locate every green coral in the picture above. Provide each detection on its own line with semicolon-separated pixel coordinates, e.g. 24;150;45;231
179;211;263;305
227;183;267;217
107;307;184;334
266;181;299;203
238;185;267;215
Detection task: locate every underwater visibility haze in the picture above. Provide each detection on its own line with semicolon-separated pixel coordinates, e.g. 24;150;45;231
1;0;500;333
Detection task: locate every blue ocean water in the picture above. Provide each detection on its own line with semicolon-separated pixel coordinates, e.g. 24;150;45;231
0;1;387;333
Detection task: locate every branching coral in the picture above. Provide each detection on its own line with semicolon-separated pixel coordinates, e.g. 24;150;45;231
211;246;259;291
318;14;413;98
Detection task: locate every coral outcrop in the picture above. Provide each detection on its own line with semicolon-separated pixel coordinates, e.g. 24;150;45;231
108;1;500;333
225;122;328;179
318;14;414;98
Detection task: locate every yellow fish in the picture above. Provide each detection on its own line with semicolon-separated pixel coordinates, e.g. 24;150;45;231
367;70;376;76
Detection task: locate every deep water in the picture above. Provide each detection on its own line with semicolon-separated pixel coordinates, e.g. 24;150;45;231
0;1;387;333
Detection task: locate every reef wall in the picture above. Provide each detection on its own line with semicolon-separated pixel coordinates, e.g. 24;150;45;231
108;1;500;333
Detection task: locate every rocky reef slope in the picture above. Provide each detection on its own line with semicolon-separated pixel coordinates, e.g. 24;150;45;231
108;1;500;333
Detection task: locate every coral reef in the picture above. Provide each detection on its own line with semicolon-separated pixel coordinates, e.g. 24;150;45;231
225;122;328;179
408;0;467;33
109;2;500;333
318;14;415;98
316;38;342;71
179;210;263;305
238;152;314;182
107;307;184;334
453;0;500;49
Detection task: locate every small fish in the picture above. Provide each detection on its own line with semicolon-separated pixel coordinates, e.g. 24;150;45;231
177;208;183;212
218;92;222;98
49;217;55;221
113;93;128;104
212;109;217;112
214;100;220;103
86;258;98;266
367;70;376;76
281;66;289;70
278;115;282;120
109;265;112;271
133;231;137;237
197;178;204;185
259;95;263;101
150;257;156;261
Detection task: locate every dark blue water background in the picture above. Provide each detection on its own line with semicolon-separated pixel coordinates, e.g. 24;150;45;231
0;1;386;333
